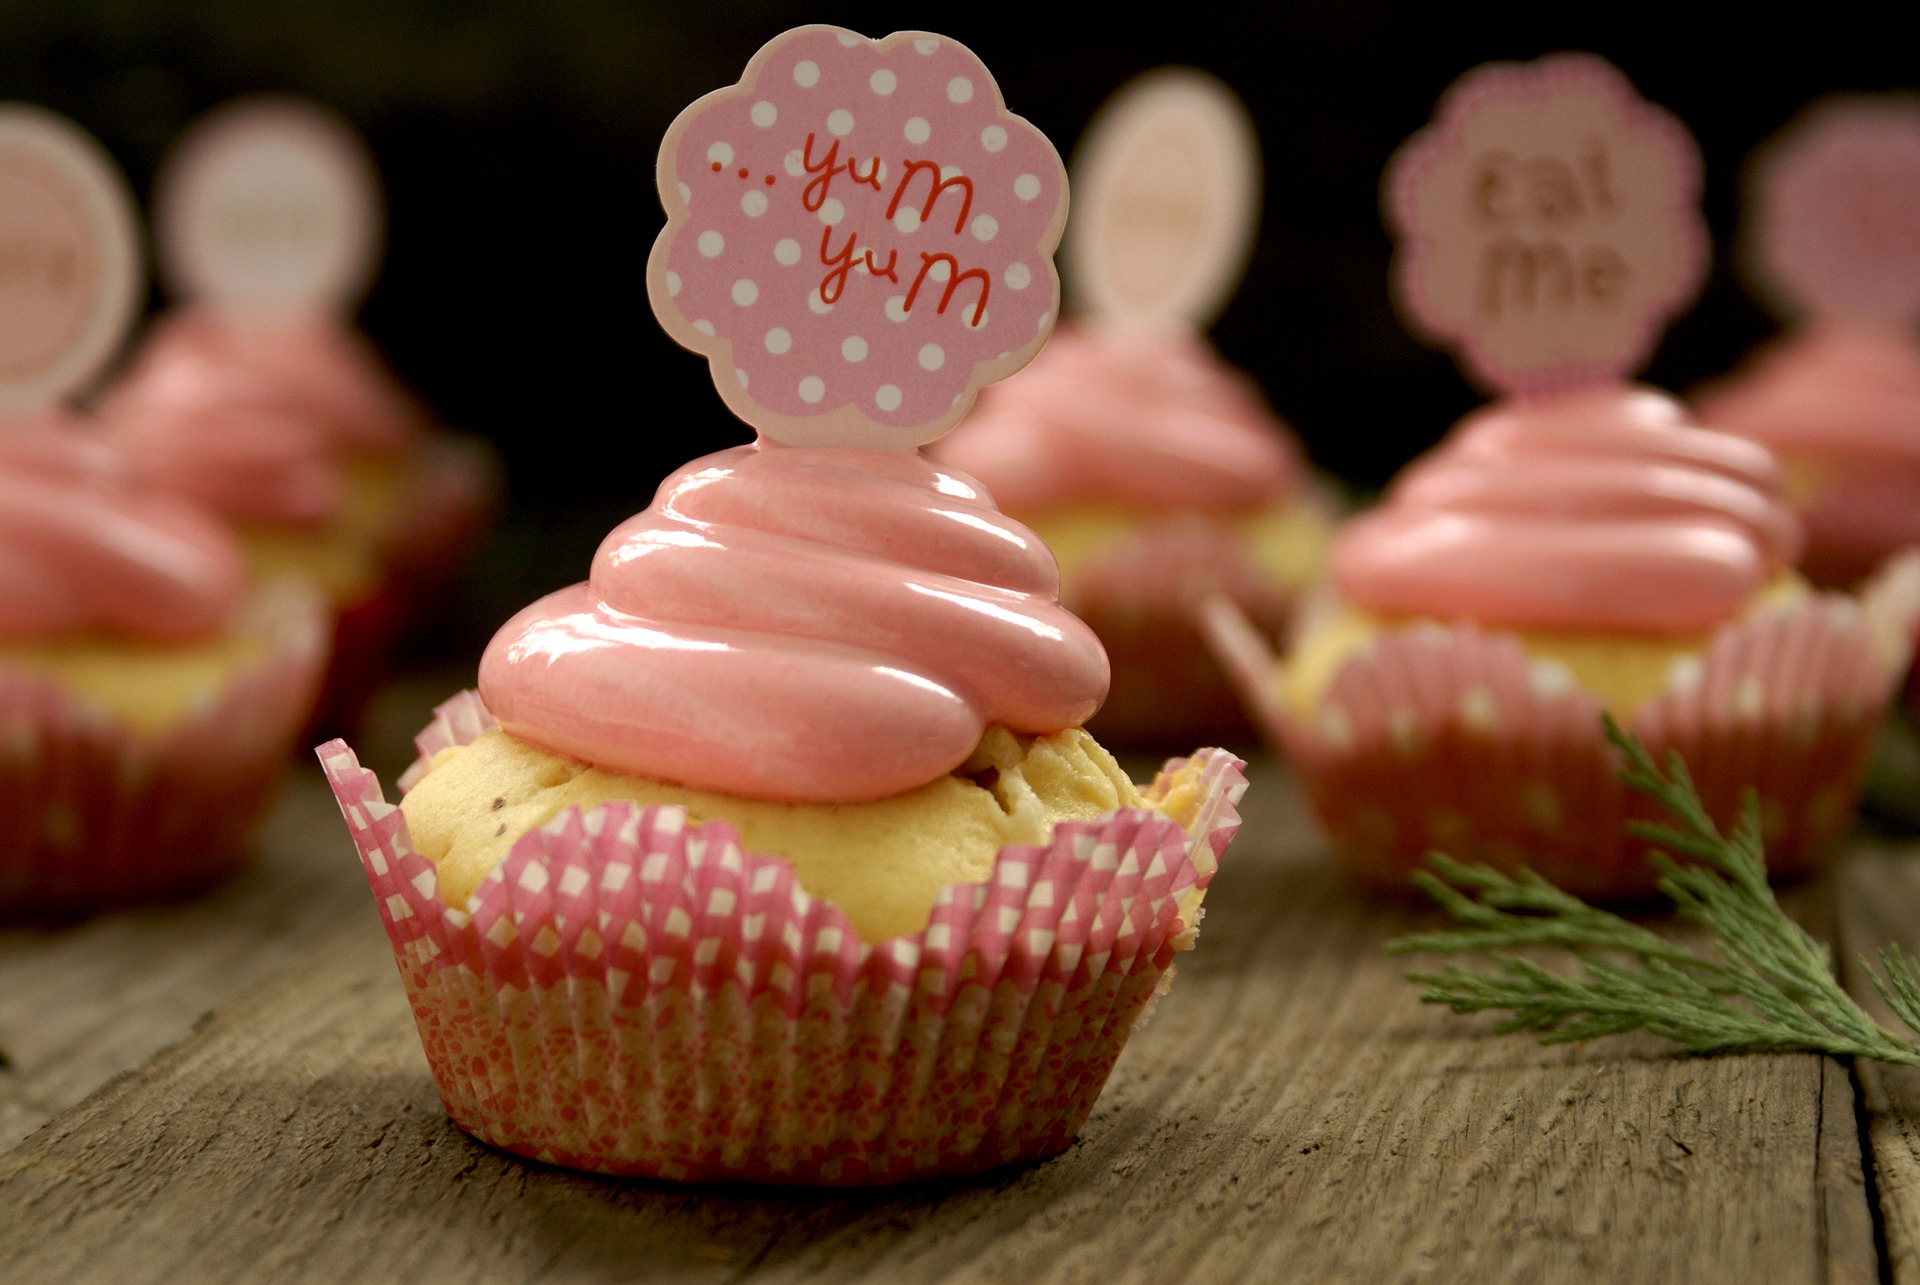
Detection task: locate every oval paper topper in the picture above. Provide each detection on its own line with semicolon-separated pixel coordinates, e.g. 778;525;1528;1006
1065;67;1260;329
154;95;384;317
0;104;141;417
1386;54;1706;395
647;25;1068;450
1746;95;1920;324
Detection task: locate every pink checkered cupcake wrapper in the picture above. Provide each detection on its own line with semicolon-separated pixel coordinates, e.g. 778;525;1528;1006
320;699;1247;1184
0;578;329;910
1206;555;1920;897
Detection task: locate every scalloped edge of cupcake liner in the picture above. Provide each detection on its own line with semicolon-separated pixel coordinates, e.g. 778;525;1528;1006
1055;494;1337;744
0;578;330;911
319;698;1246;1184
1203;552;1920;897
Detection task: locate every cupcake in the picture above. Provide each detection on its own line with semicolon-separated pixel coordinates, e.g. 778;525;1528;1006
1203;56;1920;896
320;441;1245;1182
938;320;1335;743
95;320;493;742
0;414;328;910
93;96;498;735
1693;98;1920;590
0;102;330;910
1205;386;1920;895
319;21;1249;1186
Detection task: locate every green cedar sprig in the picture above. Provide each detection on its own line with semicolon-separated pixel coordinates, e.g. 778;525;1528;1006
1385;715;1920;1067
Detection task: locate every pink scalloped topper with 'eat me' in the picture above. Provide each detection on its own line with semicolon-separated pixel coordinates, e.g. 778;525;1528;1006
646;26;1067;449
1385;54;1707;396
1748;95;1920;325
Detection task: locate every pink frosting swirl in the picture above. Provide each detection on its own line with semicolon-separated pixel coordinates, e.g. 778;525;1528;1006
1332;387;1803;634
1697;322;1920;465
479;441;1109;802
934;322;1301;512
1696;322;1920;584
94;308;425;527
0;415;246;642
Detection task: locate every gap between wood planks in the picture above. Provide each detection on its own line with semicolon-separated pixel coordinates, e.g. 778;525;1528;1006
0;757;1907;1283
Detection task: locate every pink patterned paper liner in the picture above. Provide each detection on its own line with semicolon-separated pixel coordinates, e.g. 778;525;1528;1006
322;695;1246;1184
1385;53;1706;397
1203;554;1920;896
1063;505;1324;745
0;578;328;911
647;25;1066;450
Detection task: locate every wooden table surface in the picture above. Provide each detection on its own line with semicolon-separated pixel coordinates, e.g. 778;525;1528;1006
3;676;1919;1283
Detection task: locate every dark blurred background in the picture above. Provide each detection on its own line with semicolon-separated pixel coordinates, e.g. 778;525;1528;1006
2;0;1913;659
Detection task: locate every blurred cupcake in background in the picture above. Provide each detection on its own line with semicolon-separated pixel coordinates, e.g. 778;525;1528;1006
936;69;1336;745
95;96;497;736
1206;55;1920;896
0;105;327;912
1695;96;1920;590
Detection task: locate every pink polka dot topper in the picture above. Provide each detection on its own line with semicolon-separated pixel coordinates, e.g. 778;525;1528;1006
1747;95;1920;325
1385;54;1707;396
646;26;1067;449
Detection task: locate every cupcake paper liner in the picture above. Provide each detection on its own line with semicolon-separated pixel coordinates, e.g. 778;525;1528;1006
1203;554;1920;896
0;579;330;912
320;690;1247;1185
308;435;500;742
1064;508;1320;746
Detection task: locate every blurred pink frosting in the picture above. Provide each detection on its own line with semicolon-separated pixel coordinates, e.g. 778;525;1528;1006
0;413;246;642
934;322;1301;512
479;440;1109;802
1695;321;1920;586
1333;386;1803;634
95;308;426;527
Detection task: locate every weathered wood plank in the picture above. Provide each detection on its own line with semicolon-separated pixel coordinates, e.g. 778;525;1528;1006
1836;837;1920;1283
0;761;1876;1283
0;772;371;1151
0;669;451;1151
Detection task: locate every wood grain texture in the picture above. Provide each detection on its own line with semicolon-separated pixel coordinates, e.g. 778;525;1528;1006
0;772;371;1151
0;756;1880;1284
0;669;449;1152
1837;837;1920;1284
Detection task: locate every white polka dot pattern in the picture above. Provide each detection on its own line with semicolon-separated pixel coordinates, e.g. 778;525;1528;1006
650;25;1065;449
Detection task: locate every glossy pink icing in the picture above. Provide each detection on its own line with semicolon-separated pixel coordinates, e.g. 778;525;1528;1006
1332;386;1803;634
478;441;1110;803
0;415;246;641
934;322;1300;512
1696;322;1920;584
95;308;425;527
1698;323;1920;464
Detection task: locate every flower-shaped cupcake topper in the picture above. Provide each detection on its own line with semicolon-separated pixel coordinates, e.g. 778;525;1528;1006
1385;54;1706;396
154;95;384;319
0;104;141;418
647;25;1067;449
1745;95;1920;326
1065;67;1261;330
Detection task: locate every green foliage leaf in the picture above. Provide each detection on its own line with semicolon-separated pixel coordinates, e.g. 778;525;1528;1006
1386;715;1920;1068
